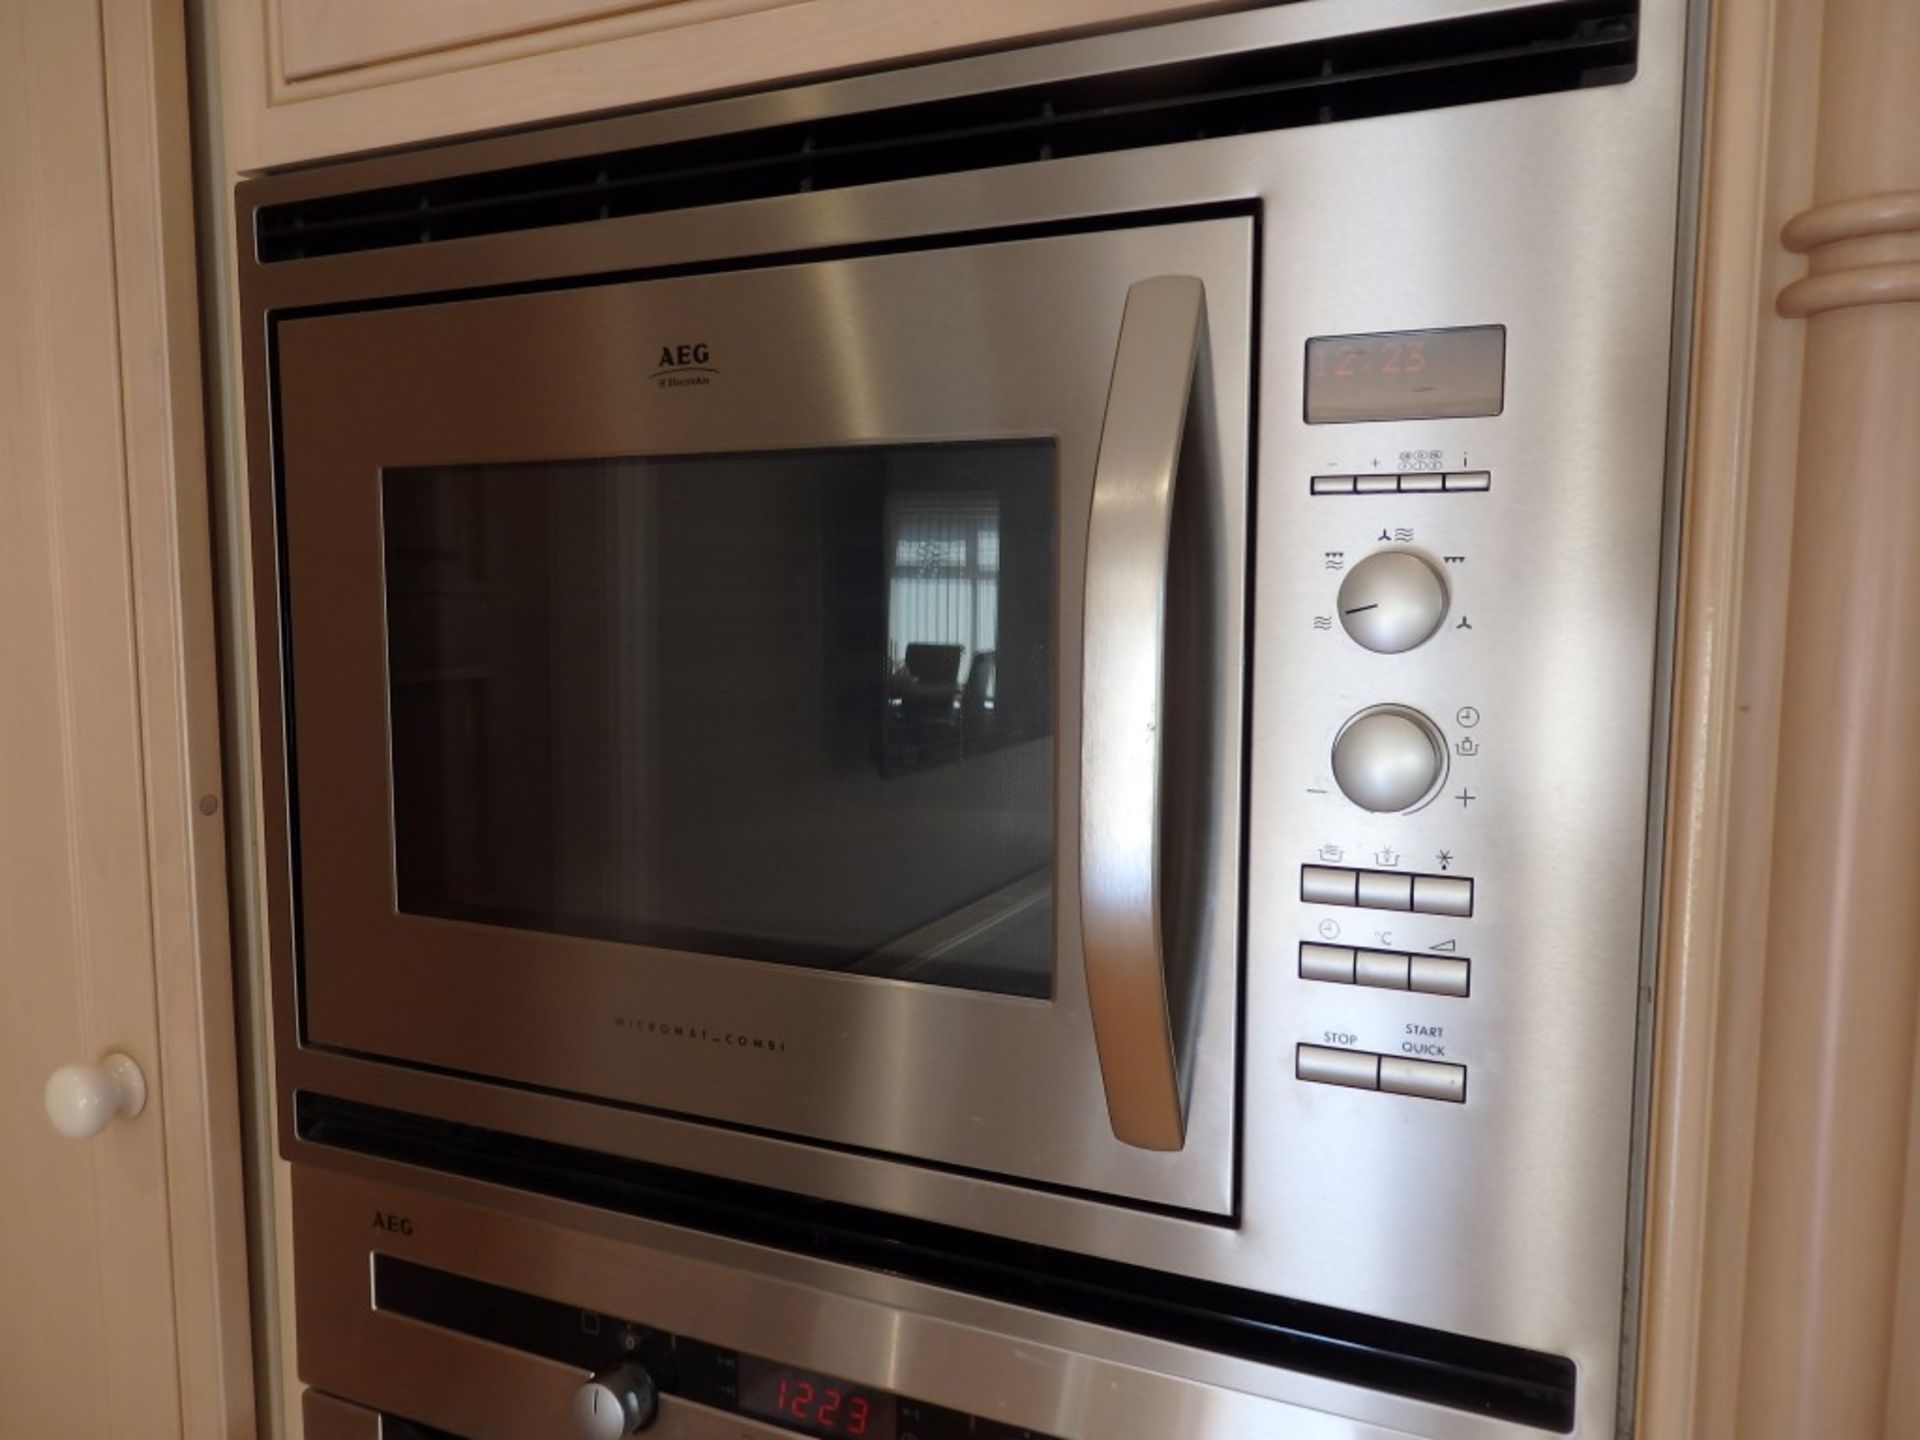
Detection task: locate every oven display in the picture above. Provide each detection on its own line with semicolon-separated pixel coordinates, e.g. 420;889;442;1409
1304;324;1506;423
738;1358;897;1440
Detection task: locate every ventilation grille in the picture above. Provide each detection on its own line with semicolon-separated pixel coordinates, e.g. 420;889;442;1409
256;1;1636;264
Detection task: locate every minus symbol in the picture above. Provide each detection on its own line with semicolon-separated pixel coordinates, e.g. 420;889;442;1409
1306;787;1328;794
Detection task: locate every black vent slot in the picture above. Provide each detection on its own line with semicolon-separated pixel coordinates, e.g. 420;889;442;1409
298;1093;1579;1431
256;0;1635;264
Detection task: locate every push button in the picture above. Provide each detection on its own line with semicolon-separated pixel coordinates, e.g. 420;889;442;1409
1356;870;1414;911
1379;1056;1467;1103
1412;875;1474;916
1299;943;1356;983
1353;950;1411;989
1409;955;1471;996
1310;475;1356;494
1301;865;1358;906
1296;1045;1380;1090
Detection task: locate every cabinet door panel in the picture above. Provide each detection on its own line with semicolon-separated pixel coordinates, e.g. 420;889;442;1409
279;0;778;81
222;0;1237;171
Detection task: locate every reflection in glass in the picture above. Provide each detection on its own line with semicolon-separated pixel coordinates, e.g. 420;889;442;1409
382;443;1055;997
882;491;1009;775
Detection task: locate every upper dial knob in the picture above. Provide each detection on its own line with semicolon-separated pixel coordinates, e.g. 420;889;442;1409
572;1365;658;1440
1337;551;1448;654
1331;706;1447;813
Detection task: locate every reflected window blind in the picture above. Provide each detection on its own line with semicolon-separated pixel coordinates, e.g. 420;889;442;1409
887;494;1000;686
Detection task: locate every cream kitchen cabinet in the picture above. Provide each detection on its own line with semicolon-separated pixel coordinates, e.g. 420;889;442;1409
217;0;1242;170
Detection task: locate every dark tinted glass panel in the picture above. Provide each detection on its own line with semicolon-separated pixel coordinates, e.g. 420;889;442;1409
382;443;1055;997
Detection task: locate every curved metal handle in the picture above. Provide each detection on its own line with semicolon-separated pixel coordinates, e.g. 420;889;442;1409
44;1052;148;1139
1080;275;1208;1152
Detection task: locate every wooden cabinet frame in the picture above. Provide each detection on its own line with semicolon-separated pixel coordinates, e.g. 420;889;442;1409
1638;1;1920;1436
214;0;1246;173
191;1;1920;1435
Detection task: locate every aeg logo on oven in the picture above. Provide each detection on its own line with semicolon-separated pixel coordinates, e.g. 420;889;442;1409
652;342;717;387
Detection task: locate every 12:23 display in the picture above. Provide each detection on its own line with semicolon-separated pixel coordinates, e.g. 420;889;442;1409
737;1358;896;1440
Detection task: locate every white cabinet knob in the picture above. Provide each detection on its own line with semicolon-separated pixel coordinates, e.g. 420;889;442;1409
44;1052;148;1139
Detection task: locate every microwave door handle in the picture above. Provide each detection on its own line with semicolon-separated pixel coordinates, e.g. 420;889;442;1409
1080;275;1208;1153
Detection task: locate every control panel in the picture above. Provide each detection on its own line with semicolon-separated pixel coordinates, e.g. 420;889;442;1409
374;1252;1060;1440
1286;513;1483;1104
1285;313;1512;1114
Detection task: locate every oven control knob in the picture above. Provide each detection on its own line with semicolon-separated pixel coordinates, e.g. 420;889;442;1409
1331;706;1447;813
1337;551;1448;653
572;1365;658;1438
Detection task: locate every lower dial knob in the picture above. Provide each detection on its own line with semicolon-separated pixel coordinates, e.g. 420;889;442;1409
1331;705;1447;813
572;1365;658;1439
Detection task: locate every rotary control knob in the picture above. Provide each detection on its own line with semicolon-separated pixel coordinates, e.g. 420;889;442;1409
572;1365;658;1439
1331;705;1448;813
1337;551;1448;654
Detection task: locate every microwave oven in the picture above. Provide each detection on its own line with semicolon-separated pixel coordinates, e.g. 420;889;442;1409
240;1;1697;1436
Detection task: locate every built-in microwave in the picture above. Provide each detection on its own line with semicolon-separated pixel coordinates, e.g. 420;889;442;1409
241;2;1695;1437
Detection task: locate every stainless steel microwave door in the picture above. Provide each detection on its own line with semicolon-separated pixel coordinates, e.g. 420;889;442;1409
275;219;1254;1213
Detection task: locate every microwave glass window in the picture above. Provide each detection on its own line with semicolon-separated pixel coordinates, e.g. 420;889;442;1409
1303;324;1506;423
380;442;1056;998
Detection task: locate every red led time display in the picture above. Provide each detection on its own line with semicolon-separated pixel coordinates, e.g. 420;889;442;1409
738;1358;897;1440
1304;324;1506;424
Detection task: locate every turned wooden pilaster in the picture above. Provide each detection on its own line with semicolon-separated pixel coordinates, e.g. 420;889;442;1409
1735;0;1920;1434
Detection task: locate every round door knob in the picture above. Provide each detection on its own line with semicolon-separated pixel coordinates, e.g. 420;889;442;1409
572;1365;658;1439
1337;551;1448;654
44;1052;148;1139
1331;706;1447;813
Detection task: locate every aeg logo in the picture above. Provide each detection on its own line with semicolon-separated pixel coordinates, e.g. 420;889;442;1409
371;1211;414;1237
658;343;710;368
651;341;718;389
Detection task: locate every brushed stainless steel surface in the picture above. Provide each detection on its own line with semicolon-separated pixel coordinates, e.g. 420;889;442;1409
294;1163;1470;1440
274;221;1251;1213
1295;1046;1382;1091
237;0;1699;1435
1332;707;1449;814
1338;551;1450;653
1079;274;1209;1152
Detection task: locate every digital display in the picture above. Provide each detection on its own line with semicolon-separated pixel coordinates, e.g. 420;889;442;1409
1304;325;1506;424
738;1358;897;1440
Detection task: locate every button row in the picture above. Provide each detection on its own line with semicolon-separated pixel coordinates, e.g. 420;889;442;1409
1296;1044;1466;1102
1301;864;1473;917
1310;470;1491;495
1300;943;1470;996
